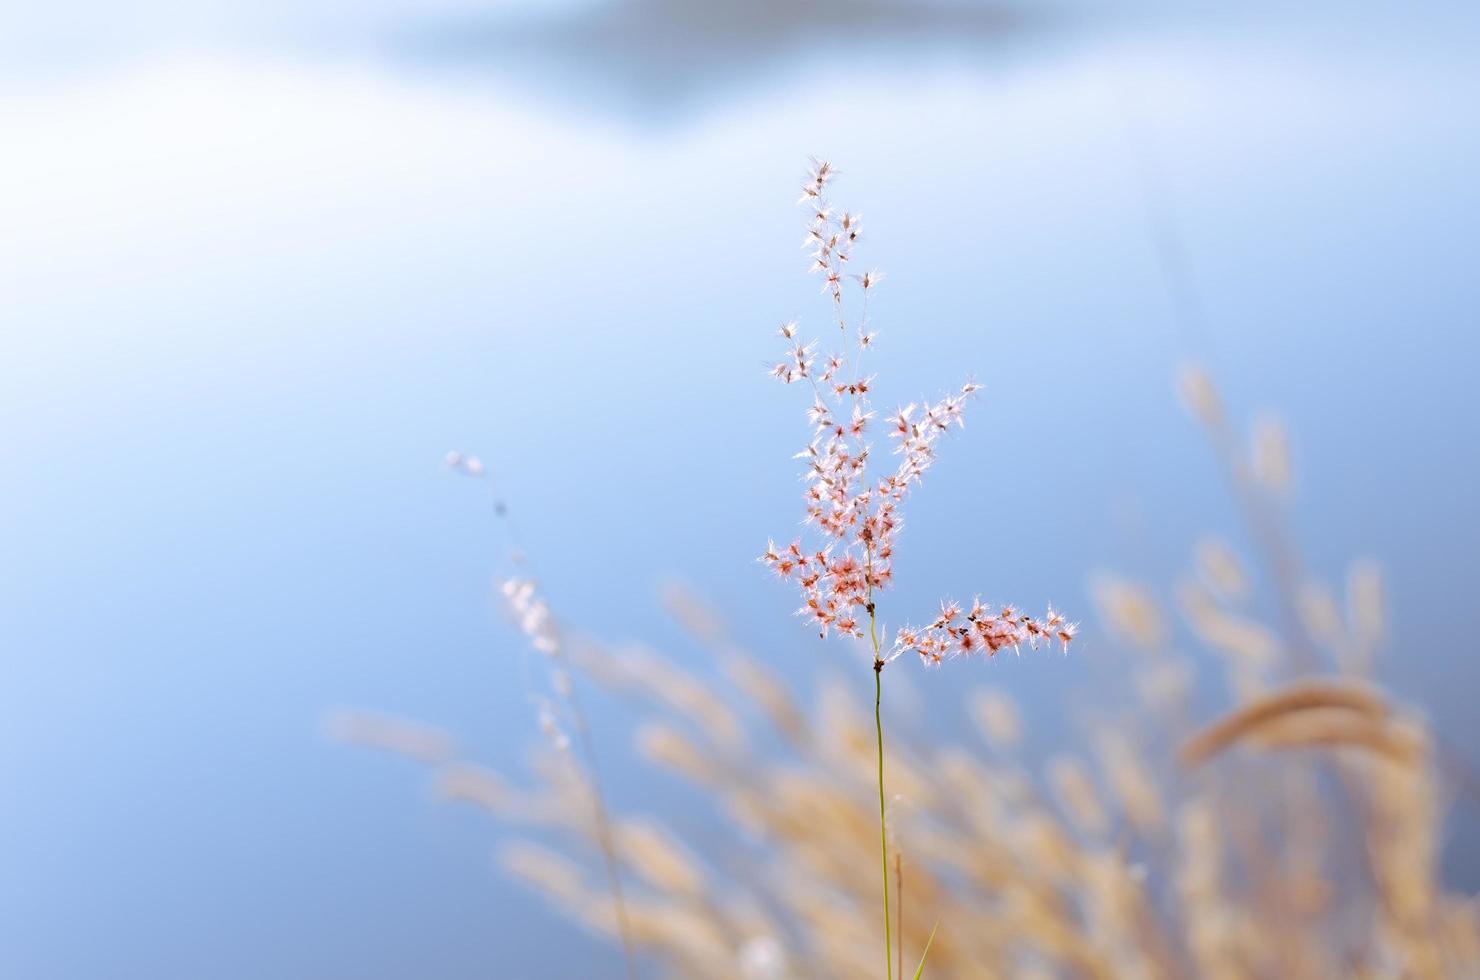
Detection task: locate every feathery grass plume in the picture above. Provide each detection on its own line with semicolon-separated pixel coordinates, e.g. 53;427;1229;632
762;157;1075;979
969;689;1022;751
499;596;636;977
1296;579;1346;651
445;457;639;980
1345;559;1386;675
323;709;457;763
500;839;597;914
1248;708;1425;764
1175;365;1327;676
513;615;1469;975
1179;679;1390;768
1095;728;1164;835
433;762;513;816
1178;579;1280;664
1089;576;1167;654
1249;413;1293;496
1194;537;1249;603
614;819;707;899
1046;754;1108;838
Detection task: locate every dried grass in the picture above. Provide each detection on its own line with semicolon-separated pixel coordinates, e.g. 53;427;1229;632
333;237;1477;976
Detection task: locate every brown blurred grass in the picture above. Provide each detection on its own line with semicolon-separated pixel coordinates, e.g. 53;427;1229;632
334;370;1480;977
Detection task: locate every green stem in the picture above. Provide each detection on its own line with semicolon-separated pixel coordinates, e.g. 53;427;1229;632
872;610;892;980
912;919;942;979
864;535;892;980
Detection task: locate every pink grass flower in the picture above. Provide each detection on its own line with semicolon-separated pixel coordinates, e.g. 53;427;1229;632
759;161;1074;666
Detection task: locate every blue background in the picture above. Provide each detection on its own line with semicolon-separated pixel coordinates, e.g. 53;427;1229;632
2;2;1478;976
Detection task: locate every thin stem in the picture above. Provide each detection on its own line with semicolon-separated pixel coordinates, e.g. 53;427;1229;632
863;535;892;980
480;481;638;980
895;852;903;980
871;605;892;980
564;675;639;980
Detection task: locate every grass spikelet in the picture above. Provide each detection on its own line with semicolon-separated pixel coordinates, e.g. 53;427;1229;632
1194;537;1249;603
322;709;457;763
636;721;719;787
499;840;599;917
1047;755;1109;838
1178;580;1281;666
616;819;707;900
722;656;808;745
1177;364;1224;431
1250;709;1425;764
969;689;1022;751
1179;679;1391;768
1347;559;1386;661
433;762;513;815
1096;730;1164;833
1089;576;1167;653
1249;413;1293;496
1296;580;1346;651
613;644;746;752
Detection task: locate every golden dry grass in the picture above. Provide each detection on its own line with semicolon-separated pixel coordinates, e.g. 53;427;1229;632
335;367;1479;978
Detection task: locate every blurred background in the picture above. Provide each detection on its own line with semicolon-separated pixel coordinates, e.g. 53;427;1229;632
3;1;1479;976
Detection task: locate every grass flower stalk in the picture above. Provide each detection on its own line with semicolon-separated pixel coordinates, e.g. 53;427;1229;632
762;159;1074;978
499;580;639;980
564;680;639;980
447;455;639;980
875;646;892;980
